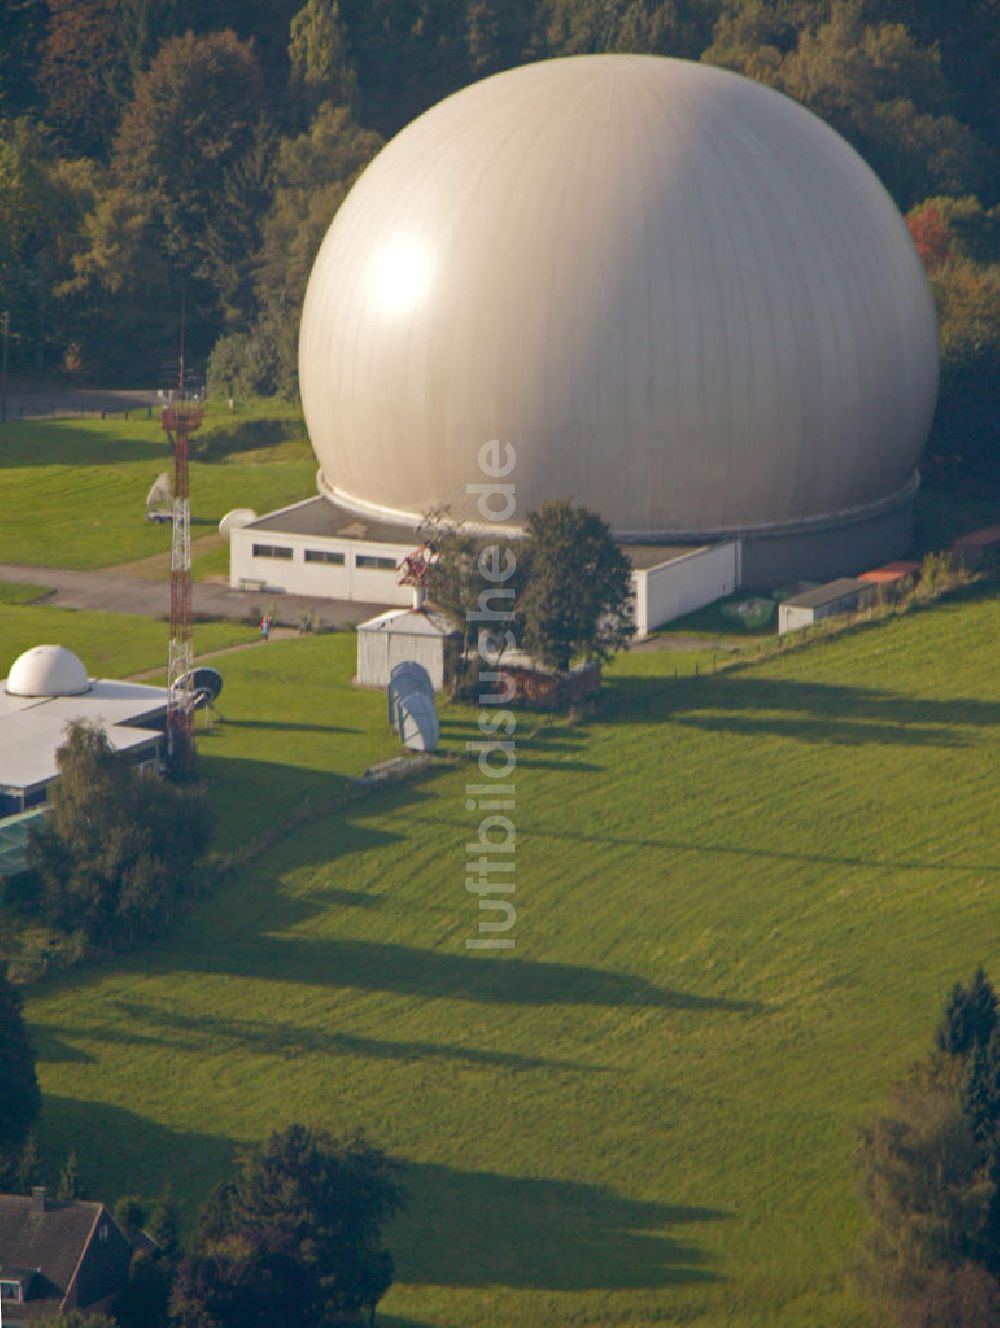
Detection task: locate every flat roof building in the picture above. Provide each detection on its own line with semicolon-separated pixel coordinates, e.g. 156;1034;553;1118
778;579;877;636
0;646;169;821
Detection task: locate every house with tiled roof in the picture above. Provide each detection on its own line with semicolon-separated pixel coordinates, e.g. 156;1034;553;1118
0;1187;132;1322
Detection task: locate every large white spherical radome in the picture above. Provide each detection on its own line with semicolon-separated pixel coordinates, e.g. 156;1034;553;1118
299;55;938;539
6;645;91;698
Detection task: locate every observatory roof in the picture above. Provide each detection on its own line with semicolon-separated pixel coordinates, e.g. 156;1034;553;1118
7;645;90;697
249;497;417;546
0;677;169;793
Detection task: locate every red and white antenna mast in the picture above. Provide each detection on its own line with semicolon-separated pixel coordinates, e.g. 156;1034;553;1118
161;322;203;770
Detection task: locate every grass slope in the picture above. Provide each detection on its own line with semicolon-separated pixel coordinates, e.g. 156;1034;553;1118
0;405;315;571
23;589;1000;1328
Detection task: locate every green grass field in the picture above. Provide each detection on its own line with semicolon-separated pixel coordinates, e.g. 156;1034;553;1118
0;403;315;572
19;585;1000;1327
0;604;257;679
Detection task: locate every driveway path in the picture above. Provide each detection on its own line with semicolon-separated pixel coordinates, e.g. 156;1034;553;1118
0;562;389;628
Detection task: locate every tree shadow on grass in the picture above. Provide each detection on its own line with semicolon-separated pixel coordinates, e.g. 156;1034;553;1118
40;1002;611;1075
603;674;1000;746
39;1096;235;1214
393;1161;727;1291
0;421;168;467
222;719;362;735
178;933;763;1013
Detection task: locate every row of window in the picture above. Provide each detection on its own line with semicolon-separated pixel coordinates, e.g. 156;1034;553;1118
251;544;396;572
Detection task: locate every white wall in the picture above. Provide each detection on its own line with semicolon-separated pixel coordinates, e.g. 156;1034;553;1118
778;603;814;635
632;542;739;636
229;528;412;606
357;624;448;690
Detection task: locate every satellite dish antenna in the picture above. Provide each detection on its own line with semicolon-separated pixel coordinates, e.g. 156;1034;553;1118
145;471;173;522
219;508;257;539
395;689;440;752
388;660;433;725
174;666;223;709
387;660;438;750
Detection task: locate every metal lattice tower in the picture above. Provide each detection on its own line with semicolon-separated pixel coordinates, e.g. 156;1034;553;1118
161;400;203;771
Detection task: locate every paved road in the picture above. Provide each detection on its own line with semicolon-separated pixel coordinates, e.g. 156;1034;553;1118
0;562;390;628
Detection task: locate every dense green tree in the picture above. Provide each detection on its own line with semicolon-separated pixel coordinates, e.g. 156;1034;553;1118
0;971;40;1163
57;1149;83;1200
108;29;270;347
465;0;535;75
171;1125;404;1328
37;0;133;158
706;0;985;210
857;1065;994;1311
541;0;718;61
339;0;473;134
288;0;359;123
27;721;212;952
14;1131;43;1193
516;499;633;672
225;98;381;396
148;1189;183;1258
416;506;523;692
0;0;47;118
936;967;999;1060
897;1262;1000;1328
867;0;1000;176
0;118;99;376
115;1248;172;1328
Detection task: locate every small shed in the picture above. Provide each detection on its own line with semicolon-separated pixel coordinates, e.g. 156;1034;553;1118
778;577;876;635
356;608;462;691
858;560;920;586
951;525;1000;568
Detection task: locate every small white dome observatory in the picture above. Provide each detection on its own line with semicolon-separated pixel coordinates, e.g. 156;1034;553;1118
298;54;939;581
6;645;91;698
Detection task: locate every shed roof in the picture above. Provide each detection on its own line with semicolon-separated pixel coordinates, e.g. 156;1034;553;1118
952;525;1000;550
858;560;920;583
782;577;869;610
358;608;460;638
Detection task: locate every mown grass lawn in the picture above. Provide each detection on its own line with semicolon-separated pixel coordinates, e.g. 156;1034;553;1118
0;404;315;571
21;587;1000;1328
0;603;257;678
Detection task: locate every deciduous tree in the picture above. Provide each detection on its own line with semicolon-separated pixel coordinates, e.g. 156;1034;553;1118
517;499;633;672
27;721;211;952
171;1125;404;1328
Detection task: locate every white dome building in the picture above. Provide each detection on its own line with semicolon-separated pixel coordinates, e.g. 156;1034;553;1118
231;54;938;616
0;647;170;826
6;645;91;698
299;54;937;576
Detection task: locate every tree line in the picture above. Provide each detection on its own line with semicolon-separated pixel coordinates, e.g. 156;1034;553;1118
858;967;1000;1326
0;0;997;480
